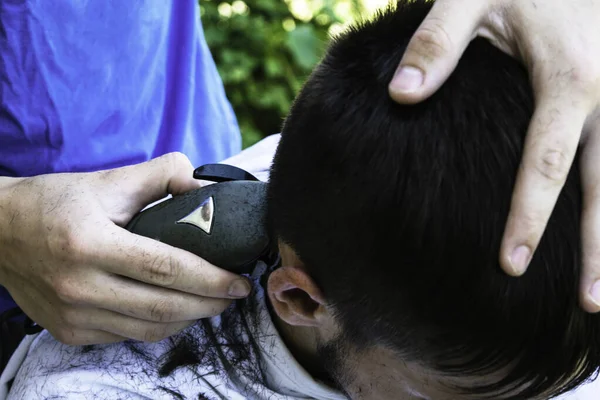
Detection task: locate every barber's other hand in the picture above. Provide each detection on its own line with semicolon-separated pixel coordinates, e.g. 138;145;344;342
389;0;600;312
0;153;251;345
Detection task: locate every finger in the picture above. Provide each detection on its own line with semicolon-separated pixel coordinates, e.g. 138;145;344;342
500;94;587;276
9;287;127;344
48;327;126;346
100;318;195;343
59;306;197;342
94;225;252;299
97;152;202;222
88;273;232;322
389;0;487;103
579;125;600;312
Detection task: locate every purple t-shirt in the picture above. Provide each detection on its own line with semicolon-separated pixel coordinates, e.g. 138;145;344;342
0;1;241;311
0;0;241;176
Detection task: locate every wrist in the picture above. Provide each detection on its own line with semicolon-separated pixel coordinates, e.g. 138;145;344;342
0;176;23;189
0;176;23;211
0;176;24;284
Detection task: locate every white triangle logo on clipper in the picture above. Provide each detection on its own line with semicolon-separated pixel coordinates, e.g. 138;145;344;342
176;196;215;234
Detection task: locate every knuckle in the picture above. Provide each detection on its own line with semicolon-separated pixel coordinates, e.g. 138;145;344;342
164;152;192;171
534;148;570;183
59;307;82;327
144;256;180;287
553;61;600;97
567;66;596;90
582;249;600;272
53;328;81;345
583;180;600;205
48;226;87;263
142;326;170;342
512;211;542;240
148;299;176;323
581;231;600;265
210;299;233;316
54;279;83;304
570;52;600;83
411;20;453;61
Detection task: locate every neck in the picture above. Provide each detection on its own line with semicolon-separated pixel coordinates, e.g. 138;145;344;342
267;299;330;382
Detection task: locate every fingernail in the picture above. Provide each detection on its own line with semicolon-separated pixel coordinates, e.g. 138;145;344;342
589;281;600;308
510;245;531;275
391;66;424;93
228;279;251;298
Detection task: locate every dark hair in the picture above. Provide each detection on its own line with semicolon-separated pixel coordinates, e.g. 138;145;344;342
267;0;600;398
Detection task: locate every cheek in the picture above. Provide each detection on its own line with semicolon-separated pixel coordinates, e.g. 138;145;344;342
344;371;421;400
317;339;439;399
340;352;435;400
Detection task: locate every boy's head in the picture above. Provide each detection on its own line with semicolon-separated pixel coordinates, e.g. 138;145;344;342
265;1;600;399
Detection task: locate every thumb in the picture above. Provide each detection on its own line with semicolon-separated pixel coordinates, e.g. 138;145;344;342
96;152;202;222
389;0;486;104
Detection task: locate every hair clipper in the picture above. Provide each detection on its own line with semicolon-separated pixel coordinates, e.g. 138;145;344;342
125;163;276;274
21;164;273;336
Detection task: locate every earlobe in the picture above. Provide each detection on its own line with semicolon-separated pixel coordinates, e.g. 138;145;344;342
267;266;327;327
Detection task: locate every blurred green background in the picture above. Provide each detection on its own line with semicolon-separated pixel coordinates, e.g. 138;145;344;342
200;0;390;148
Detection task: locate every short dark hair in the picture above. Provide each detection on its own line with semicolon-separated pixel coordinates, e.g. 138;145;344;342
267;0;600;398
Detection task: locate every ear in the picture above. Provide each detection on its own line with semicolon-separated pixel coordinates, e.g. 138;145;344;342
267;265;327;328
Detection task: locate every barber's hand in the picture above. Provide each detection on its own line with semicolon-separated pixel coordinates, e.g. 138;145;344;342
0;153;251;345
389;0;600;312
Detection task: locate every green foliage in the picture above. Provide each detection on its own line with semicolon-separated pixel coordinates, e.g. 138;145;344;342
200;0;362;148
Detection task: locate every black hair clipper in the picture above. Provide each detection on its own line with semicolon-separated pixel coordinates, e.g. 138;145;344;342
125;163;275;274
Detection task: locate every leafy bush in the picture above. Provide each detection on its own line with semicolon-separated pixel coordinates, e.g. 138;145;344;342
200;0;363;147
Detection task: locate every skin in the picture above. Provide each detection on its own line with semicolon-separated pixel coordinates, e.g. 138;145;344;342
388;0;600;312
268;243;552;400
0;153;251;345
